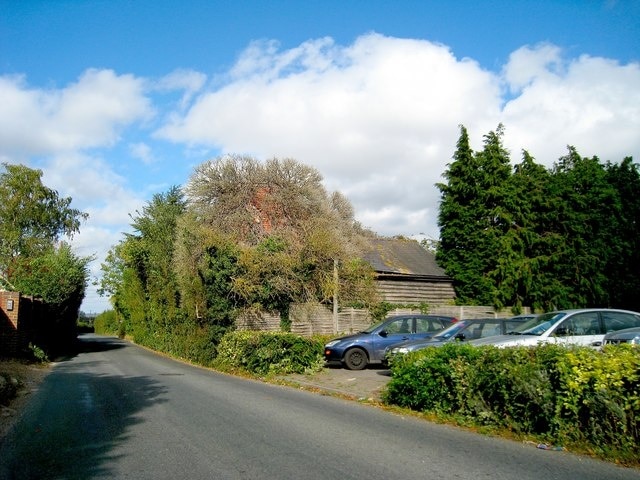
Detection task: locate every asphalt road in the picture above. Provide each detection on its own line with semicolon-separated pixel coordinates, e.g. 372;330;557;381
1;335;638;480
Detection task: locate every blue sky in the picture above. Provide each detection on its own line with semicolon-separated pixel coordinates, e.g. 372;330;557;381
1;0;639;313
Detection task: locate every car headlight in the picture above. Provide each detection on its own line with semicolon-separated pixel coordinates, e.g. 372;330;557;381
630;335;640;345
395;347;409;354
325;340;340;348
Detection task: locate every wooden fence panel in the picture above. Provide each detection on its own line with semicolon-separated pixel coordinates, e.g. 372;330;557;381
234;302;531;337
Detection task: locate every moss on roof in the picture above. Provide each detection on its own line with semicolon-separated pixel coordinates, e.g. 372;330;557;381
362;238;447;278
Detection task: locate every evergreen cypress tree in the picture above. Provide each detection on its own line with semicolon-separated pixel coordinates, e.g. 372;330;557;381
605;157;640;310
547;147;618;307
437;125;512;304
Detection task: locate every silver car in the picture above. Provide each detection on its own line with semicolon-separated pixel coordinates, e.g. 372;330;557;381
470;308;640;348
602;326;640;346
385;317;526;357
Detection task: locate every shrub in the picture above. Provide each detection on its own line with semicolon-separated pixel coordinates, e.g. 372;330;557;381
384;343;640;464
385;343;480;413
214;331;328;375
553;345;640;459
94;310;121;336
463;345;560;433
28;343;49;363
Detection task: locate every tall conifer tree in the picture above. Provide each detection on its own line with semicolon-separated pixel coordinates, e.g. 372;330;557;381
437;125;512;304
605;157;640;309
549;148;618;307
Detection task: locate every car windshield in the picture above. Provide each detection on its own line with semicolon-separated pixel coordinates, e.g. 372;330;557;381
432;321;469;340
509;312;567;336
361;318;390;334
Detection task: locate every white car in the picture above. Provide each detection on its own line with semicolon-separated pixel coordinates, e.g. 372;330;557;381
469;308;640;348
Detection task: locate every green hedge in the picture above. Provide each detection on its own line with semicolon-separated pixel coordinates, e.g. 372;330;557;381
93;310;121;336
384;343;640;464
213;331;329;375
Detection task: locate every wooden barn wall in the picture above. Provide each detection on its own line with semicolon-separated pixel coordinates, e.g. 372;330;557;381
375;279;456;305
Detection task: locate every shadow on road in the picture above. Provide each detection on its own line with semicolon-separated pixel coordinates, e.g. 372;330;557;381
324;361;392;377
49;334;127;363
74;334;128;354
0;338;168;479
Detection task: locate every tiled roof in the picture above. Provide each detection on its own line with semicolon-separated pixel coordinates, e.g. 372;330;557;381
362;238;448;278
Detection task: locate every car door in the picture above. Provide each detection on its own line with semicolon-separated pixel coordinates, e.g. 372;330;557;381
371;317;415;361
414;316;447;340
549;311;603;346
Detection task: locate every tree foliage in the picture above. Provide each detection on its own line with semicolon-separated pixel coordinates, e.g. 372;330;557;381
10;242;91;307
0;163;87;275
179;155;376;324
103;156;377;351
99;187;186;343
0;163;91;353
437;126;640;311
604;157;640;309
437;125;512;304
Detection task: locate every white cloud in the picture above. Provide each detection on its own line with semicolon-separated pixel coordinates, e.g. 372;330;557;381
501;46;640;164
157;34;502;234
129;142;155;165
0;69;152;156
502;43;564;93
42;152;144;223
2;35;639;312
156;69;207;110
157;34;640;237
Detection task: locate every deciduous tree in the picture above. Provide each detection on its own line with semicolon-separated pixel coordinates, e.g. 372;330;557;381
0;163;87;286
180;155;376;325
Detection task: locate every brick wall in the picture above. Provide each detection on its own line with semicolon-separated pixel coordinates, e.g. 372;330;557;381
0;291;21;356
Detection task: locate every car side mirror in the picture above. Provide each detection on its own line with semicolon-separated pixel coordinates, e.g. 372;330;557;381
379;330;388;337
554;327;569;336
454;333;466;341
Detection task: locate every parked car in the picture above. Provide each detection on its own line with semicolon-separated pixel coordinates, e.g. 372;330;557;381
383;317;528;362
323;314;457;370
507;313;539;322
602;326;640;346
469;308;640;348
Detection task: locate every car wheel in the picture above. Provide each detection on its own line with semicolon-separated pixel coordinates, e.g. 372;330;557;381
344;348;368;370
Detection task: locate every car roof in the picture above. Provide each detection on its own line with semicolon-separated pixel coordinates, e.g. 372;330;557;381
541;308;640;315
384;314;456;320
457;318;508;322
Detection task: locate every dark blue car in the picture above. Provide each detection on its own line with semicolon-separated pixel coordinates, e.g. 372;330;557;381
323;314;456;370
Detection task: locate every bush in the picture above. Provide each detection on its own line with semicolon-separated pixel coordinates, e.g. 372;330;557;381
385;343;481;413
157;321;221;367
76;320;94;334
553;345;640;459
94;310;122;336
28;343;49;363
214;331;328;376
384;343;640;464
131;315;222;367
